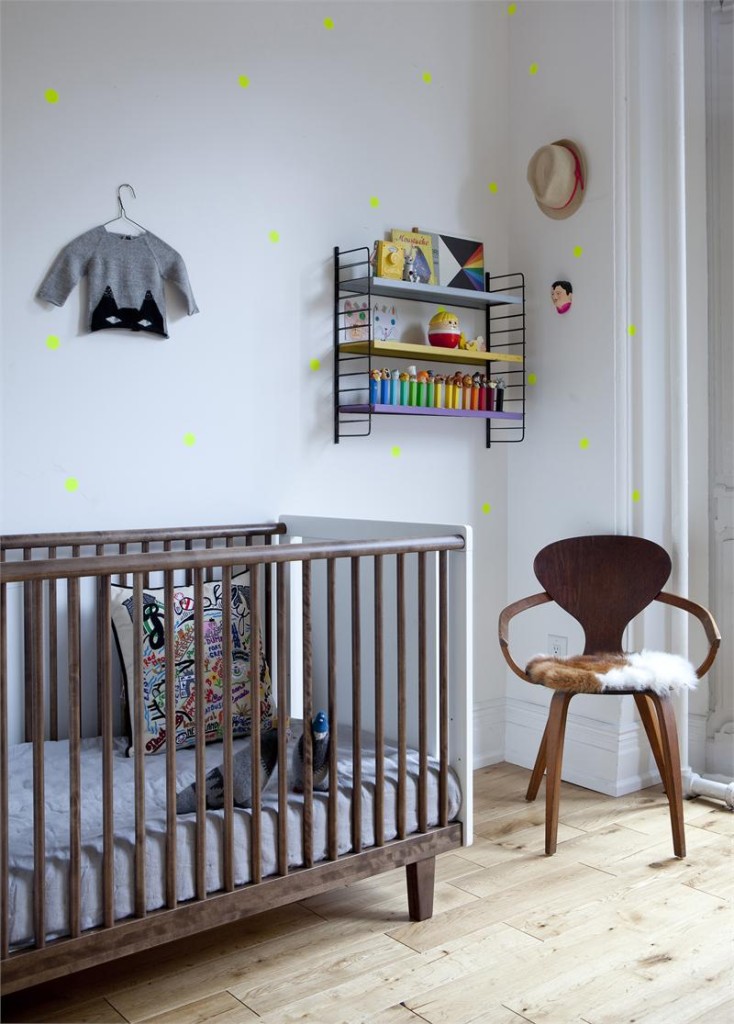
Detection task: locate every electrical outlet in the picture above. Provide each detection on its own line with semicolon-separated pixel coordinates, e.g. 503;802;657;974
548;634;568;658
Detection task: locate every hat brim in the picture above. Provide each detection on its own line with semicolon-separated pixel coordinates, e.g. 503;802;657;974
534;139;587;221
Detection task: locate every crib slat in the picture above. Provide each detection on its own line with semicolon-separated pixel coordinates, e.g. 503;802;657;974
222;564;235;892
302;561;313;868
31;579;46;948
164;570;177;909
264;537;274;677
1;579;9;959
133;575;146;917
141;541;150;589
96;544;104;736
194;570;206;900
67;577;82;938
250;563;262;885
48;548;58;741
205;538;214;583
439;551;449;826
23;548;32;743
327;559;338;861
99;576;114;928
351;558;362;854
276;563;288;876
396;554;407;840
374;555;384;847
418;552;428;834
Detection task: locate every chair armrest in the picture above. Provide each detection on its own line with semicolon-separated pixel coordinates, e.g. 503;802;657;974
498;592;552;681
655;591;721;678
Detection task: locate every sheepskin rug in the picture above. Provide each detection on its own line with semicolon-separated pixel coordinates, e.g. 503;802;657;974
526;650;698;695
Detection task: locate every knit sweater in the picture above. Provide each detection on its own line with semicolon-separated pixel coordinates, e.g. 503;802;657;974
37;226;199;338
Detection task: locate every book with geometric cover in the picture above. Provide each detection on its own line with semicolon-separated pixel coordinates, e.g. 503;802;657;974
429;231;485;291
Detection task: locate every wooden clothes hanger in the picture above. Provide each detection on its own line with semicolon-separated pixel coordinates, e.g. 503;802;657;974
103;184;147;236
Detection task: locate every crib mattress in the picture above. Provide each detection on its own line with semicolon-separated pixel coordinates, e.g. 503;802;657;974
7;727;461;948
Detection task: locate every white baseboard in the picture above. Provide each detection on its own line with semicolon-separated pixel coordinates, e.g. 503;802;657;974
473;697;505;769
503;697;661;797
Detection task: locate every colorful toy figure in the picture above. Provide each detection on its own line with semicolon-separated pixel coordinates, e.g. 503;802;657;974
454;372;464;410
478;374;487;411
390;368;400;405
399;370;409;405
459;333;487;352
403;246;420;284
369;368;380;405
428;310;461;349
434;373;445;408
409;366;418;406
380;367;390;405
487;379;496;411
471;372;482;411
462;374;473;410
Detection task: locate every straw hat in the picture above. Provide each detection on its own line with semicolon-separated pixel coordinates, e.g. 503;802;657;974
526;139;587;220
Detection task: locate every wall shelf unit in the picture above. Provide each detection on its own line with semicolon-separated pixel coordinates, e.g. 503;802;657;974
333;245;526;447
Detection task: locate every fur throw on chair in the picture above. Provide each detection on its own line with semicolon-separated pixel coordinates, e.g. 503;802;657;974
526;650;697;695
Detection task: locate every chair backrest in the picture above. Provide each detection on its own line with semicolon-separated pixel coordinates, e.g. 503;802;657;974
533;535;672;655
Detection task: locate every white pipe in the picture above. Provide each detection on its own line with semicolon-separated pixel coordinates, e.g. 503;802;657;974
682;767;734;809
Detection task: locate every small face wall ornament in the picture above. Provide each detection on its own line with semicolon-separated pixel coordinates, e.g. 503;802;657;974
551;280;573;315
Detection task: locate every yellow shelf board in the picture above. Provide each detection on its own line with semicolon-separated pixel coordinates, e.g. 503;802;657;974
340;340;524;366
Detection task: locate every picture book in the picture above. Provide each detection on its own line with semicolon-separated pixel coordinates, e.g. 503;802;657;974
389;229;437;285
425;231;485;291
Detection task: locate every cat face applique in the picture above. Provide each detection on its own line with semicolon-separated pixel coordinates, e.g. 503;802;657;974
91;286;165;336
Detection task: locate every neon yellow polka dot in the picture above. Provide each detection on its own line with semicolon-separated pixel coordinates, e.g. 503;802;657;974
64;477;78;493
508;3;517;14
422;71;432;84
45;88;59;104
391;446;401;458
628;324;637;336
46;335;60;350
183;432;196;447
529;63;539;76
573;245;584;258
632;488;641;503
488;181;498;194
481;503;491;514
238;75;250;89
579;437;589;450
269;230;280;243
309;358;320;371
527;372;537;385
369;196;380;208
323;17;334;30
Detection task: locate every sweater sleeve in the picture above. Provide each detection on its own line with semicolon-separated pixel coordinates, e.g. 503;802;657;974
37;228;102;306
145;234;199;315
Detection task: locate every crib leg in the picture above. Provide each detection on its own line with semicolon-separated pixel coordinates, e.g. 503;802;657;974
406;856;436;921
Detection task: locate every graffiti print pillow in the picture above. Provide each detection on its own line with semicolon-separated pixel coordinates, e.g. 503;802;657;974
110;571;275;755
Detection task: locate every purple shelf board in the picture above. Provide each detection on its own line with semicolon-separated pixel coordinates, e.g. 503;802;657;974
339;403;523;421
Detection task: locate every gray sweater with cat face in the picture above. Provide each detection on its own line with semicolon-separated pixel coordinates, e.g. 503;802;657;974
37;226;199;338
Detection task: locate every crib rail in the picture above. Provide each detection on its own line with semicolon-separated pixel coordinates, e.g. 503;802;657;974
1;528;466;993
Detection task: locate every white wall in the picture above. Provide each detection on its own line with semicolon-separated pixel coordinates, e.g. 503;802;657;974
0;1;511;760
504;0;713;794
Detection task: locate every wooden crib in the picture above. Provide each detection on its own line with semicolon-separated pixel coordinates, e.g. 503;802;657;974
0;516;472;994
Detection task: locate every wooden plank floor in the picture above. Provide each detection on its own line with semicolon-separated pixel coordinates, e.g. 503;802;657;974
3;763;733;1024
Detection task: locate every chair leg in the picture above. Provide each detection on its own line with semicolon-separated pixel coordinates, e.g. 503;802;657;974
649;693;686;859
526;721;549;802
634;693;667;794
544;691;574;856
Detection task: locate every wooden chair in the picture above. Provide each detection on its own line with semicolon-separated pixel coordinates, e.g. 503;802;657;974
499;536;721;858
